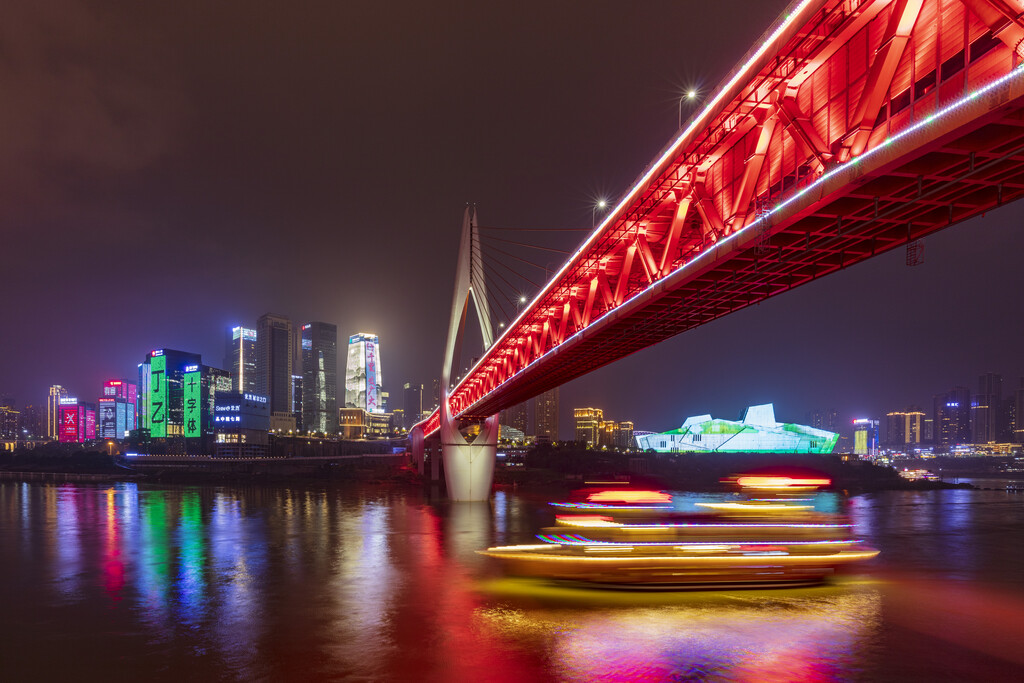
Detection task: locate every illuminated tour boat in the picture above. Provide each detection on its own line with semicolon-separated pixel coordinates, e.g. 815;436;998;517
480;477;879;588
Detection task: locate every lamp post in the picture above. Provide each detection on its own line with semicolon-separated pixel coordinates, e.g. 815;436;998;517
678;89;698;129
592;199;608;229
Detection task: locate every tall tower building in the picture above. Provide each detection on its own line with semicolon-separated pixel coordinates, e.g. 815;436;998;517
972;372;1002;443
535;387;559;440
403;382;423;429
224;326;258;394
502;400;529;437
301;322;338;435
934;386;971;447
1015;379;1024;443
256;313;294;416
574;407;602;447
47;385;67;439
345;333;383;413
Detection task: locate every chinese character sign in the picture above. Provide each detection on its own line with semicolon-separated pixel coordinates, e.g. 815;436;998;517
149;354;167;438
184;369;201;438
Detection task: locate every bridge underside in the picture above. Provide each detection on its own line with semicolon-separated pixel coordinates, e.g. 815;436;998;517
459;105;1024;419
417;0;1024;437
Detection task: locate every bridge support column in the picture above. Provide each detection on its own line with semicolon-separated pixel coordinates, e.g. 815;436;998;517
441;414;499;501
410;425;425;475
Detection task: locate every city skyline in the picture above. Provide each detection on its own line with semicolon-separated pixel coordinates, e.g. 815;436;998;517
4;0;1024;438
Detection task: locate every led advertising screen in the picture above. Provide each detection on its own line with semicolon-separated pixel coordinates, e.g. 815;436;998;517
184;369;201;438
99;399;117;439
59;406;79;443
149;354;167;437
365;340;379;413
116;401;127;438
84;408;96;440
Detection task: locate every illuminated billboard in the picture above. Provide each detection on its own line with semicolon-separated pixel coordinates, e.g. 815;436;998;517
149;353;167;437
345;333;383;413
116;401;127;437
636;404;839;454
59;406;79;443
98;398;117;439
184;369;201;438
84;408;96;440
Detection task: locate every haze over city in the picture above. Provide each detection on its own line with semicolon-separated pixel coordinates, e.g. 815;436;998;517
4;0;1024;436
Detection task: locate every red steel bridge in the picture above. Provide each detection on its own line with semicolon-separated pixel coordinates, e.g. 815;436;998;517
418;0;1024;440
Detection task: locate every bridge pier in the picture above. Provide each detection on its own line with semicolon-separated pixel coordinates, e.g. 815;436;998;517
441;414;498;501
410;425;425;475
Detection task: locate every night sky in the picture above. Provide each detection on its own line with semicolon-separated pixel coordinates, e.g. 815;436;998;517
5;0;1024;438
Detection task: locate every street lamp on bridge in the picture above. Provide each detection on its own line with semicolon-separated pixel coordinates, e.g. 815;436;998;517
679;89;698;129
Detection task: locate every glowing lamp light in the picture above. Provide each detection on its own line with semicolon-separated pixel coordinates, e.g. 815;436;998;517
586;490;673;504
687;90;697;99
737;476;831;489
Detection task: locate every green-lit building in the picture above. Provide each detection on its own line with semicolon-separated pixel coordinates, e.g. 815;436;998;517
636;404;838;454
139;349;231;454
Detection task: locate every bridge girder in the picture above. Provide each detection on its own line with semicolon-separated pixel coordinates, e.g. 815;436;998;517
417;0;1024;437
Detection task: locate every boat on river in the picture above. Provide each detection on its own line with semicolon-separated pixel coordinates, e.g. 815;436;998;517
479;477;879;589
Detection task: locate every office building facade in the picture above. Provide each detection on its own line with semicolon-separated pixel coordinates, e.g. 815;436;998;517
404;382;423;430
345;333;383;413
224;326;258;394
301;322;338;435
256;313;294;416
47;385;67;439
535;387;559;440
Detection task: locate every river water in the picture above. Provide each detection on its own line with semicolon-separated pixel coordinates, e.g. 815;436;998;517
1;480;1023;681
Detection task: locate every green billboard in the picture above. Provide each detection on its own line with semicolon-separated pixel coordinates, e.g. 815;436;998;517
184;370;201;438
149;354;167;438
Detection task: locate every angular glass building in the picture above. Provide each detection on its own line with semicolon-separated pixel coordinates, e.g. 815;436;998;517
301;322;338;435
636;404;838;454
345;333;383;413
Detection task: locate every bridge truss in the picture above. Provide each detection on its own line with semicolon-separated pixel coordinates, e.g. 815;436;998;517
419;0;1024;438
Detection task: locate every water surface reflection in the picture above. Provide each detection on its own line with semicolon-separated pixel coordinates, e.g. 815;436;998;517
1;481;1022;681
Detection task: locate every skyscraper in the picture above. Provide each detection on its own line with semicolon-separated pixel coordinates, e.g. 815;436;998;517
935;386;971;447
502;400;529;437
224;326;258;394
403;382;423;429
574;407;602;447
256;314;293;416
886;409;924;446
972;372;1002;443
345;333;383;413
47;385;67;439
301;322;338;435
291;374;303;433
535;387;559;440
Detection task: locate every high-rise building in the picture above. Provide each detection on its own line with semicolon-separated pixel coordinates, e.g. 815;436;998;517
291;374;303;433
47;385;67;439
301;322;338;435
502;400;529;437
575;407;603;447
806;408;839;433
98;379;138;440
224;326;258;394
886;408;924;446
535;387;559;440
0;406;19;439
934;387;971;447
404;383;423;430
213;391;270;458
852;418;879;457
57;397;96;443
138;349;226;452
972;373;1002;443
345;333;384;413
1015;379;1024;443
616;421;635;450
256;314;294;416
